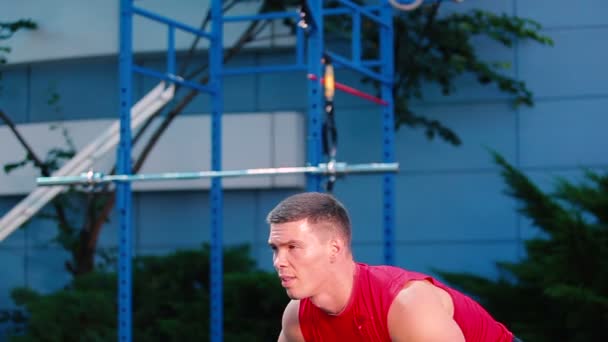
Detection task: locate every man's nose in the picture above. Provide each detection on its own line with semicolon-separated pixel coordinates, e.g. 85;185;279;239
273;249;287;269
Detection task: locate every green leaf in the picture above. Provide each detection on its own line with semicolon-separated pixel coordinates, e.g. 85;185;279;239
3;159;29;174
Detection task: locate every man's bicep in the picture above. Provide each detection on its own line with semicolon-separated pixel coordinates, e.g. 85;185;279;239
279;300;305;342
277;330;288;342
388;281;465;342
278;329;302;342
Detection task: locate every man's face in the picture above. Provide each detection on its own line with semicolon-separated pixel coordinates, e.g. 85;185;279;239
268;219;333;299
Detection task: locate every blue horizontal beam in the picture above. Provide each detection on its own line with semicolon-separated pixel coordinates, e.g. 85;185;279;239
364;5;382;12
222;5;386;22
132;6;213;40
335;0;388;28
323;5;382;16
363;60;383;67
325;51;392;85
133;65;215;94
222;64;307;76
223;11;299;22
323;7;351;16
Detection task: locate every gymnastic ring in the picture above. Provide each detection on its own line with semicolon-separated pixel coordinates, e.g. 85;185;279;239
388;0;424;11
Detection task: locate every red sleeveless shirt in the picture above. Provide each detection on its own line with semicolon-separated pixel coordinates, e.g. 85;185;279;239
298;263;513;341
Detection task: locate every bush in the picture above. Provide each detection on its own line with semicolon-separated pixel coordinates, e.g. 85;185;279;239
437;153;608;342
5;245;288;341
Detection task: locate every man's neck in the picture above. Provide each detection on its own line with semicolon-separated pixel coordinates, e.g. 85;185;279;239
310;259;357;315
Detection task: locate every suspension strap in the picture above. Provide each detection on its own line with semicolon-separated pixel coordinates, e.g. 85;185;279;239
321;54;338;192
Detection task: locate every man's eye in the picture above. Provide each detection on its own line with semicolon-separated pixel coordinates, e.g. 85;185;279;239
289;245;296;250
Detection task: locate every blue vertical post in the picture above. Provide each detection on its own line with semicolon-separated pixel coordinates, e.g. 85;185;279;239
380;2;396;265
296;24;305;67
118;0;134;341
209;0;224;341
351;11;361;64
167;25;175;78
306;0;324;192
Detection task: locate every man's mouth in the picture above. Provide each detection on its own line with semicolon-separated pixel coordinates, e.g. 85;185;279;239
279;275;296;287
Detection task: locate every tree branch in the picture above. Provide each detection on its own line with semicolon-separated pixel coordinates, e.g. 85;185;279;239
0;110;47;173
133;19;269;172
77;2;279;275
177;0;241;83
0;109;73;245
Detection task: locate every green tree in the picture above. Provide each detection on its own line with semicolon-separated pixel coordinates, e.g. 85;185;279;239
437;152;608;341
326;1;553;144
4;245;288;341
0;19;36;64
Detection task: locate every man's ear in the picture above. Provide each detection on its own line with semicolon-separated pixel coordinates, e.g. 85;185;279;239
329;237;343;262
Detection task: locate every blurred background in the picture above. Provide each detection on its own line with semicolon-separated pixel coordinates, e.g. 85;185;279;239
0;0;606;341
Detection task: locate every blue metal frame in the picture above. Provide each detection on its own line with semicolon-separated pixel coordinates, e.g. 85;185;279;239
209;1;224;341
118;1;397;341
306;0;324;192
118;1;217;341
118;2;133;341
324;51;391;84
336;0;387;26
380;1;396;266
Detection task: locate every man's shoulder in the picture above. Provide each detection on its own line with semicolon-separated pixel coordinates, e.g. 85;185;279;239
281;300;304;341
391;279;456;322
363;263;435;284
283;300;301;325
357;263;442;310
360;262;411;273
387;281;466;341
359;263;420;284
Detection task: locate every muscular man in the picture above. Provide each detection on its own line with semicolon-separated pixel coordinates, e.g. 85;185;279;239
267;192;521;342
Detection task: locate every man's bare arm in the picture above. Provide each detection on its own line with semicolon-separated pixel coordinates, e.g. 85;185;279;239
388;280;465;342
278;300;305;342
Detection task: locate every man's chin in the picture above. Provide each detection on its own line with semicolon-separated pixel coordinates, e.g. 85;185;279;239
285;289;304;300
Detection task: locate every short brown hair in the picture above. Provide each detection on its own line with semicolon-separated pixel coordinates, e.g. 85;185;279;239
266;192;352;246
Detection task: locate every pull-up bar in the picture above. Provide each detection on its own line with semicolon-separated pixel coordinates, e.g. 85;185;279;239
36;162;399;186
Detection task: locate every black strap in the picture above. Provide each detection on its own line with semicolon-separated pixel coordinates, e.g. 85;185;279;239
322;100;337;192
321;54;337;192
322;101;337;160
